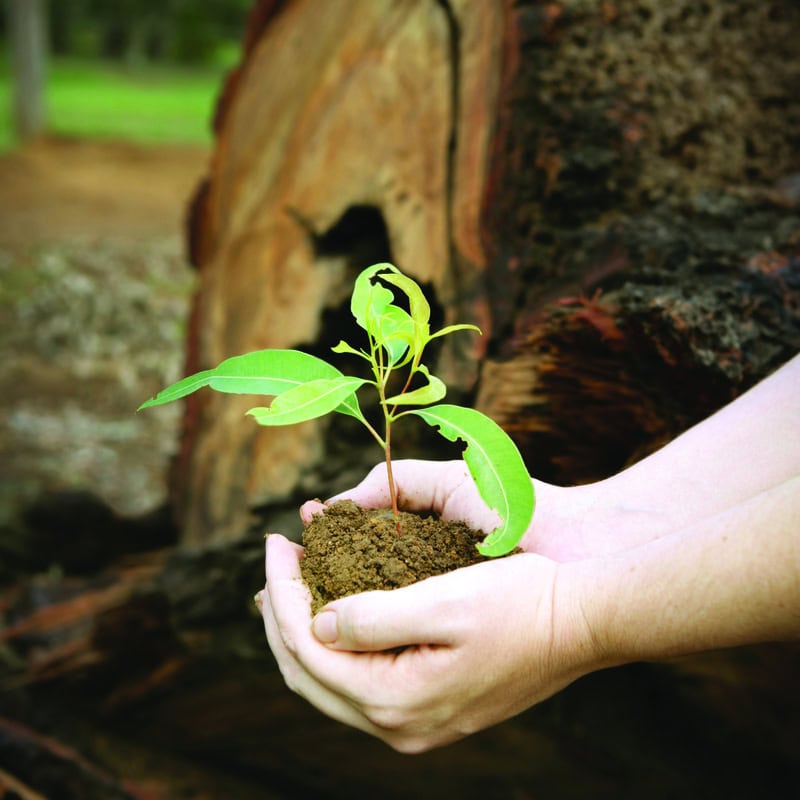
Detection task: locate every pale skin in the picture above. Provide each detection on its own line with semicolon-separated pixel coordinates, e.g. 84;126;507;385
258;354;800;754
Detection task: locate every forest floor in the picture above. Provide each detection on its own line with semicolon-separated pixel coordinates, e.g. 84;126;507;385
0;136;208;530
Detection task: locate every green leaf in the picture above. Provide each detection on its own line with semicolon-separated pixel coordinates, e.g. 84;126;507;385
351;263;400;332
332;340;369;360
138;349;364;421
380;272;431;328
247;377;368;426
377;305;414;365
137;368;216;410
408;404;534;556
380;272;431;359
384;365;446;406
350;263;414;365
429;323;482;341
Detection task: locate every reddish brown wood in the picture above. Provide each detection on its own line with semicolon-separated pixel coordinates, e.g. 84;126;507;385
179;0;511;543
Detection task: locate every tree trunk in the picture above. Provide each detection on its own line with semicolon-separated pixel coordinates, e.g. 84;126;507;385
180;0;800;544
6;0;48;141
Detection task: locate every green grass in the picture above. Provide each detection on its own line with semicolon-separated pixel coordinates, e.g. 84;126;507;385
0;54;235;152
0;68;11;151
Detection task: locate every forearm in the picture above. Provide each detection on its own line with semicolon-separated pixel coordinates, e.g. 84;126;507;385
533;354;800;557
594;354;800;532
572;474;800;667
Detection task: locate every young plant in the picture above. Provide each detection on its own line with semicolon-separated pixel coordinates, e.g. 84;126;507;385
139;263;534;556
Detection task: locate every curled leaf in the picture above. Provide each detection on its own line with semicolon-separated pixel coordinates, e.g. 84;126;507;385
384;365;446;406
408;404;534;556
351;263;400;332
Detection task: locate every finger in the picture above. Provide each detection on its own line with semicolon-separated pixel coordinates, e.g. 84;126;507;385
328;459;464;513
311;567;475;652
300;499;327;525
263;533;309;659
260;582;383;736
326;462;397;508
262;536;386;735
299;460;440;522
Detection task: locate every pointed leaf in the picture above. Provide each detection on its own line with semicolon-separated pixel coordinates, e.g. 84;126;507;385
247;377;368;426
137;368;216;410
332;340;369;360
139;349;364;421
429;323;482;341
384;366;446;406
408;404;534;556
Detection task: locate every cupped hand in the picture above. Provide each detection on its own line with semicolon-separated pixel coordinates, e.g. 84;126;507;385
300;459;504;533
301;459;609;561
260;532;596;753
302;459;684;561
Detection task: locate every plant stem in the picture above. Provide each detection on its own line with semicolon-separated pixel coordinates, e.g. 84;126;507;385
383;418;402;536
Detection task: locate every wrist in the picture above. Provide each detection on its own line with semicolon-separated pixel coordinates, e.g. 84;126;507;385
548;559;617;678
564;477;800;668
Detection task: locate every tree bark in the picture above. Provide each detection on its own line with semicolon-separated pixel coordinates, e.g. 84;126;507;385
180;0;800;544
180;0;506;543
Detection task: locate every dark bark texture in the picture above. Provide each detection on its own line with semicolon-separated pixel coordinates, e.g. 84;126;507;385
2;1;799;798
179;0;799;543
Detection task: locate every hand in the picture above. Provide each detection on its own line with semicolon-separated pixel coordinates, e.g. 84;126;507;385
301;459;508;538
259;533;596;753
260;357;800;752
301;459;662;562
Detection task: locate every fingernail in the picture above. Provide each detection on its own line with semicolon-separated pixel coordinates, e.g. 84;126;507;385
253;590;263;611
312;610;338;644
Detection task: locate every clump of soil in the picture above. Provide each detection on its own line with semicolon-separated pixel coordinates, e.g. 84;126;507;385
300;500;491;614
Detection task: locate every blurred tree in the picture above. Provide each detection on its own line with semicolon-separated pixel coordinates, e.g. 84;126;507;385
47;0;252;65
6;0;48;140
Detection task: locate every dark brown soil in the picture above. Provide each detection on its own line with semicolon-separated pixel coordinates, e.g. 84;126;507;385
300;500;490;614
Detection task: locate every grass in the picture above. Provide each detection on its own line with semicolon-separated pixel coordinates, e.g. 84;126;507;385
0;52;237;152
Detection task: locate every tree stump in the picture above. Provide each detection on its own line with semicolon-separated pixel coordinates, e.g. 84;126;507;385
179;0;800;544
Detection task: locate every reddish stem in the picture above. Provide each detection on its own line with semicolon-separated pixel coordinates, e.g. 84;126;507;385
384;431;402;536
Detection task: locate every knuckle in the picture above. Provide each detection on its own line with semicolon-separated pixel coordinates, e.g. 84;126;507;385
366;462;389;484
362;703;411;732
276;661;303;695
339;602;379;648
388;735;434;755
277;625;299;657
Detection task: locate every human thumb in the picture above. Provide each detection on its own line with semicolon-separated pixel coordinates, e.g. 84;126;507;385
311;580;459;652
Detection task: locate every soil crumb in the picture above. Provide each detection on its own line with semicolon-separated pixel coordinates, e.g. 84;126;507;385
300;500;492;615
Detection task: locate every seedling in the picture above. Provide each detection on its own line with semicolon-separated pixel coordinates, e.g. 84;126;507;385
139;263;534;556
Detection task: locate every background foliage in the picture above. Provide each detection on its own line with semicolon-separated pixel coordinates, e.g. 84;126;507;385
0;0;253;149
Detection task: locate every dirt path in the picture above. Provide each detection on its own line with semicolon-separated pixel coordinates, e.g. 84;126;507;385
0;137;208;529
0;137;209;245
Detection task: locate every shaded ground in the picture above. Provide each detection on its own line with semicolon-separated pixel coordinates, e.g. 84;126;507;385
0;137;206;528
